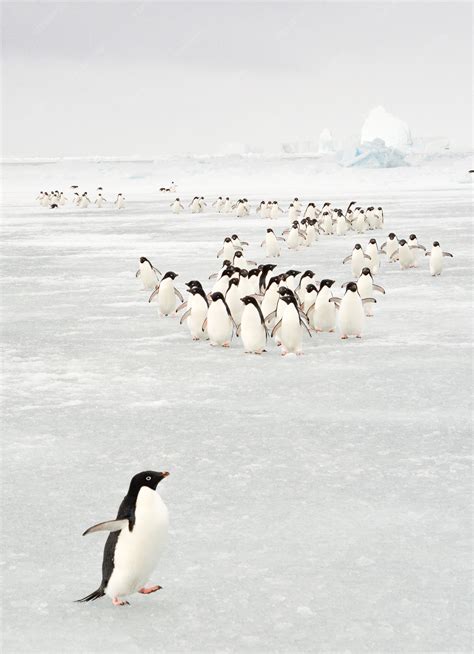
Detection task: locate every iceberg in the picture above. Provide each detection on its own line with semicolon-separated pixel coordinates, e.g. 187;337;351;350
341;138;408;168
361;106;412;150
318;128;334;154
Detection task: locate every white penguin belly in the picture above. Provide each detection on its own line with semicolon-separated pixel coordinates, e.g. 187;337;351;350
339;296;364;336
141;264;158;290
241;308;266;352
352;252;365;277
314;295;336;331
106;489;169;599
265;235;280;257
208;303;232;345
158;281;176;315
280;308;302;353
430;250;443;275
189;298;208;339
287;230;299;249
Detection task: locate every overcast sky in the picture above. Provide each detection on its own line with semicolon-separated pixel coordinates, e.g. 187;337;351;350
2;1;472;157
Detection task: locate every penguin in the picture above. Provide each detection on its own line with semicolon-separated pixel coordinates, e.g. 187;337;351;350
209;259;232;282
306;279;337;332
217;237;241;260
77;470;169;606
169;182;177;193
79;192;91;208
380;233;399;261
296;270;315;304
335;210;348;236
270;201;283;220
407;234;426;267
365;238;382;274
198;197;207;211
238;296;267;354
343;244;372;278
171;198;184;214
115;194;125;209
304;219;319;245
256;200;266;216
222;197;232;213
148;272;183;316
247;268;261;294
237;268;253;299
261;275;281;320
263;201;272;219
365;206;377;230
425;241;453;276
213;196;225;213
258;264;277;293
390;239;422;270
36;191;44;204
231;234;249;249
271;295;311;356
232;249;256;271
302;283;318;316
330;282;375;339
95;193;107;208
225;278;244;326
212;267;235;294
353;208;367;233
350;267;385;317
189;197;201;213
59;192;67;206
320;210;334;235
261;228;284;257
283;270;301;292
284;221;303;250
179;285;209;340
235;200;247;217
374;206;384;228
293;197;302;211
288;203;299;222
205;292;235;347
304;202;317;220
136;257;161;290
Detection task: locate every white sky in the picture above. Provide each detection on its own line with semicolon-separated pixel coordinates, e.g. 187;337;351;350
2;1;472;156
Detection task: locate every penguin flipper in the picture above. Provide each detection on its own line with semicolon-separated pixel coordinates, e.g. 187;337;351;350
179;309;192;325
174;288;184;302
362;298;377;304
148;285;160;302
364;254;372;260
135;270;141;278
82;519;129;536
201;318;208;332
389;250;399;260
208;272;218;280
217;248;224;258
443;252;453;257
176;301;187;313
343;255;351;264
153;266;162;276
264;310;277;324
373;284;385;294
271;319;282;338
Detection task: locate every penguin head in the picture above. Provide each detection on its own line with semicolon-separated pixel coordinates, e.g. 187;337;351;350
301;270;314;279
233;251;243;259
294;197;299;201
292;221;299;227
361;267;372;277
289;203;294;207
224;237;232;243
241;295;258;307
129;470;169;493
378;206;383;211
266;228;274;233
369;238;376;244
280;294;297;307
231;234;239;240
345;282;358;293
222;259;232;268
239;269;249;279
273;201;278;205
228;278;239;288
221;268;234;279
433;241;440;247
319;279;335;289
139;256;150;264
248;268;259;278
306;283;318;293
399;239;407;246
409;234;417;241
210;292;225;302
186;280;202;289
286;269;301;278
163;271;178;280
388;233;396;240
354;244;362;250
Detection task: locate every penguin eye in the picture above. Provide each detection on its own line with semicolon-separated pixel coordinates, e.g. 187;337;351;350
146;476;151;481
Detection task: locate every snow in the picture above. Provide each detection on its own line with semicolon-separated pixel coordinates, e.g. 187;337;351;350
1;154;473;652
361;106;413;150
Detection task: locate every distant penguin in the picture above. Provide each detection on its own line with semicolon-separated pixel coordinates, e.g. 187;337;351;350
149;272;183;316
425;241;453;276
353;267;385;316
222;197;232;214
171;198;184;214
169;182;177;192
212;267;234;294
374;206;384;228
77;470;169;606
95;193;107;208
59;192;67;206
353;209;367;233
189;197;201;213
271;295;311;356
232;249;256;271
284;222;302;250
256;200;266;216
381;233;399;261
293;197;302;211
218;237;241;260
179;285;209;340
231;234;249;249
390;239;419;270
303;283;318;316
335;210;348;236
198;197;207;211
225;278;244;326
321;211;334;235
304;202;317;220
79;192;91;208
213;196;225;213
307;279;337;333
261;275;281;319
263;201;272;219
270;201;283;220
296;270;315;304
205;292;235;347
115;194;125;209
343;244;371;278
136;257;161;290
239;296;267;354
288;203;299;222
330;282;375;339
261;228;283;257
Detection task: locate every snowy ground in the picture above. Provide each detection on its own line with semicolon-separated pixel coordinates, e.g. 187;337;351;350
1;155;473;652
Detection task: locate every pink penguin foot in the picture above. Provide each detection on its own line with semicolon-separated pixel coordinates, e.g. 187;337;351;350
222;342;230;348
112;597;130;606
139;585;162;595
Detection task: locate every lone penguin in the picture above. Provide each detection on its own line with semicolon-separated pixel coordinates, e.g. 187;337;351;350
77;470;170;606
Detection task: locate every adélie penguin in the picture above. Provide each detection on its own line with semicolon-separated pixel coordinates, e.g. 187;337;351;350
148;271;183;316
271;294;312;356
179;284;209;340
425;241;453;276
343;243;372;278
77;470;170;606
307;279;337;333
204;292;236;347
348;267;385;317
330;282;375;339
238;296;267;354
136;257;162;290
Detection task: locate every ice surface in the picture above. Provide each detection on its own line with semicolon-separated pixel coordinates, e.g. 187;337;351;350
318;129;334;155
1;154;473;652
361;106;413;150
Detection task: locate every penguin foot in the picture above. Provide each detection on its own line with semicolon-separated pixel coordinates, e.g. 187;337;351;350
329;329;335;333
356;335;362;339
341;335;348;340
112;598;130;606
139;585;162;595
223;342;230;348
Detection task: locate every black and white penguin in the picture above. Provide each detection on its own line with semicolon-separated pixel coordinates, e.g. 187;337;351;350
425;241;453;276
271;294;311;356
148;272;183;316
343;243;371;278
380;233;399;261
239;296;267;354
77;470;169;606
330;282;375;339
307;279;337;333
205;292;235;347
136;257;161;290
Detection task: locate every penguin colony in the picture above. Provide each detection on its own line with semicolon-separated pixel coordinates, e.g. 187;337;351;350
75;193;453;605
36;186;125;209
136;199;453;355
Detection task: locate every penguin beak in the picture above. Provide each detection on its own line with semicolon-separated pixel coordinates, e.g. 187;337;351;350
161;471;170;478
